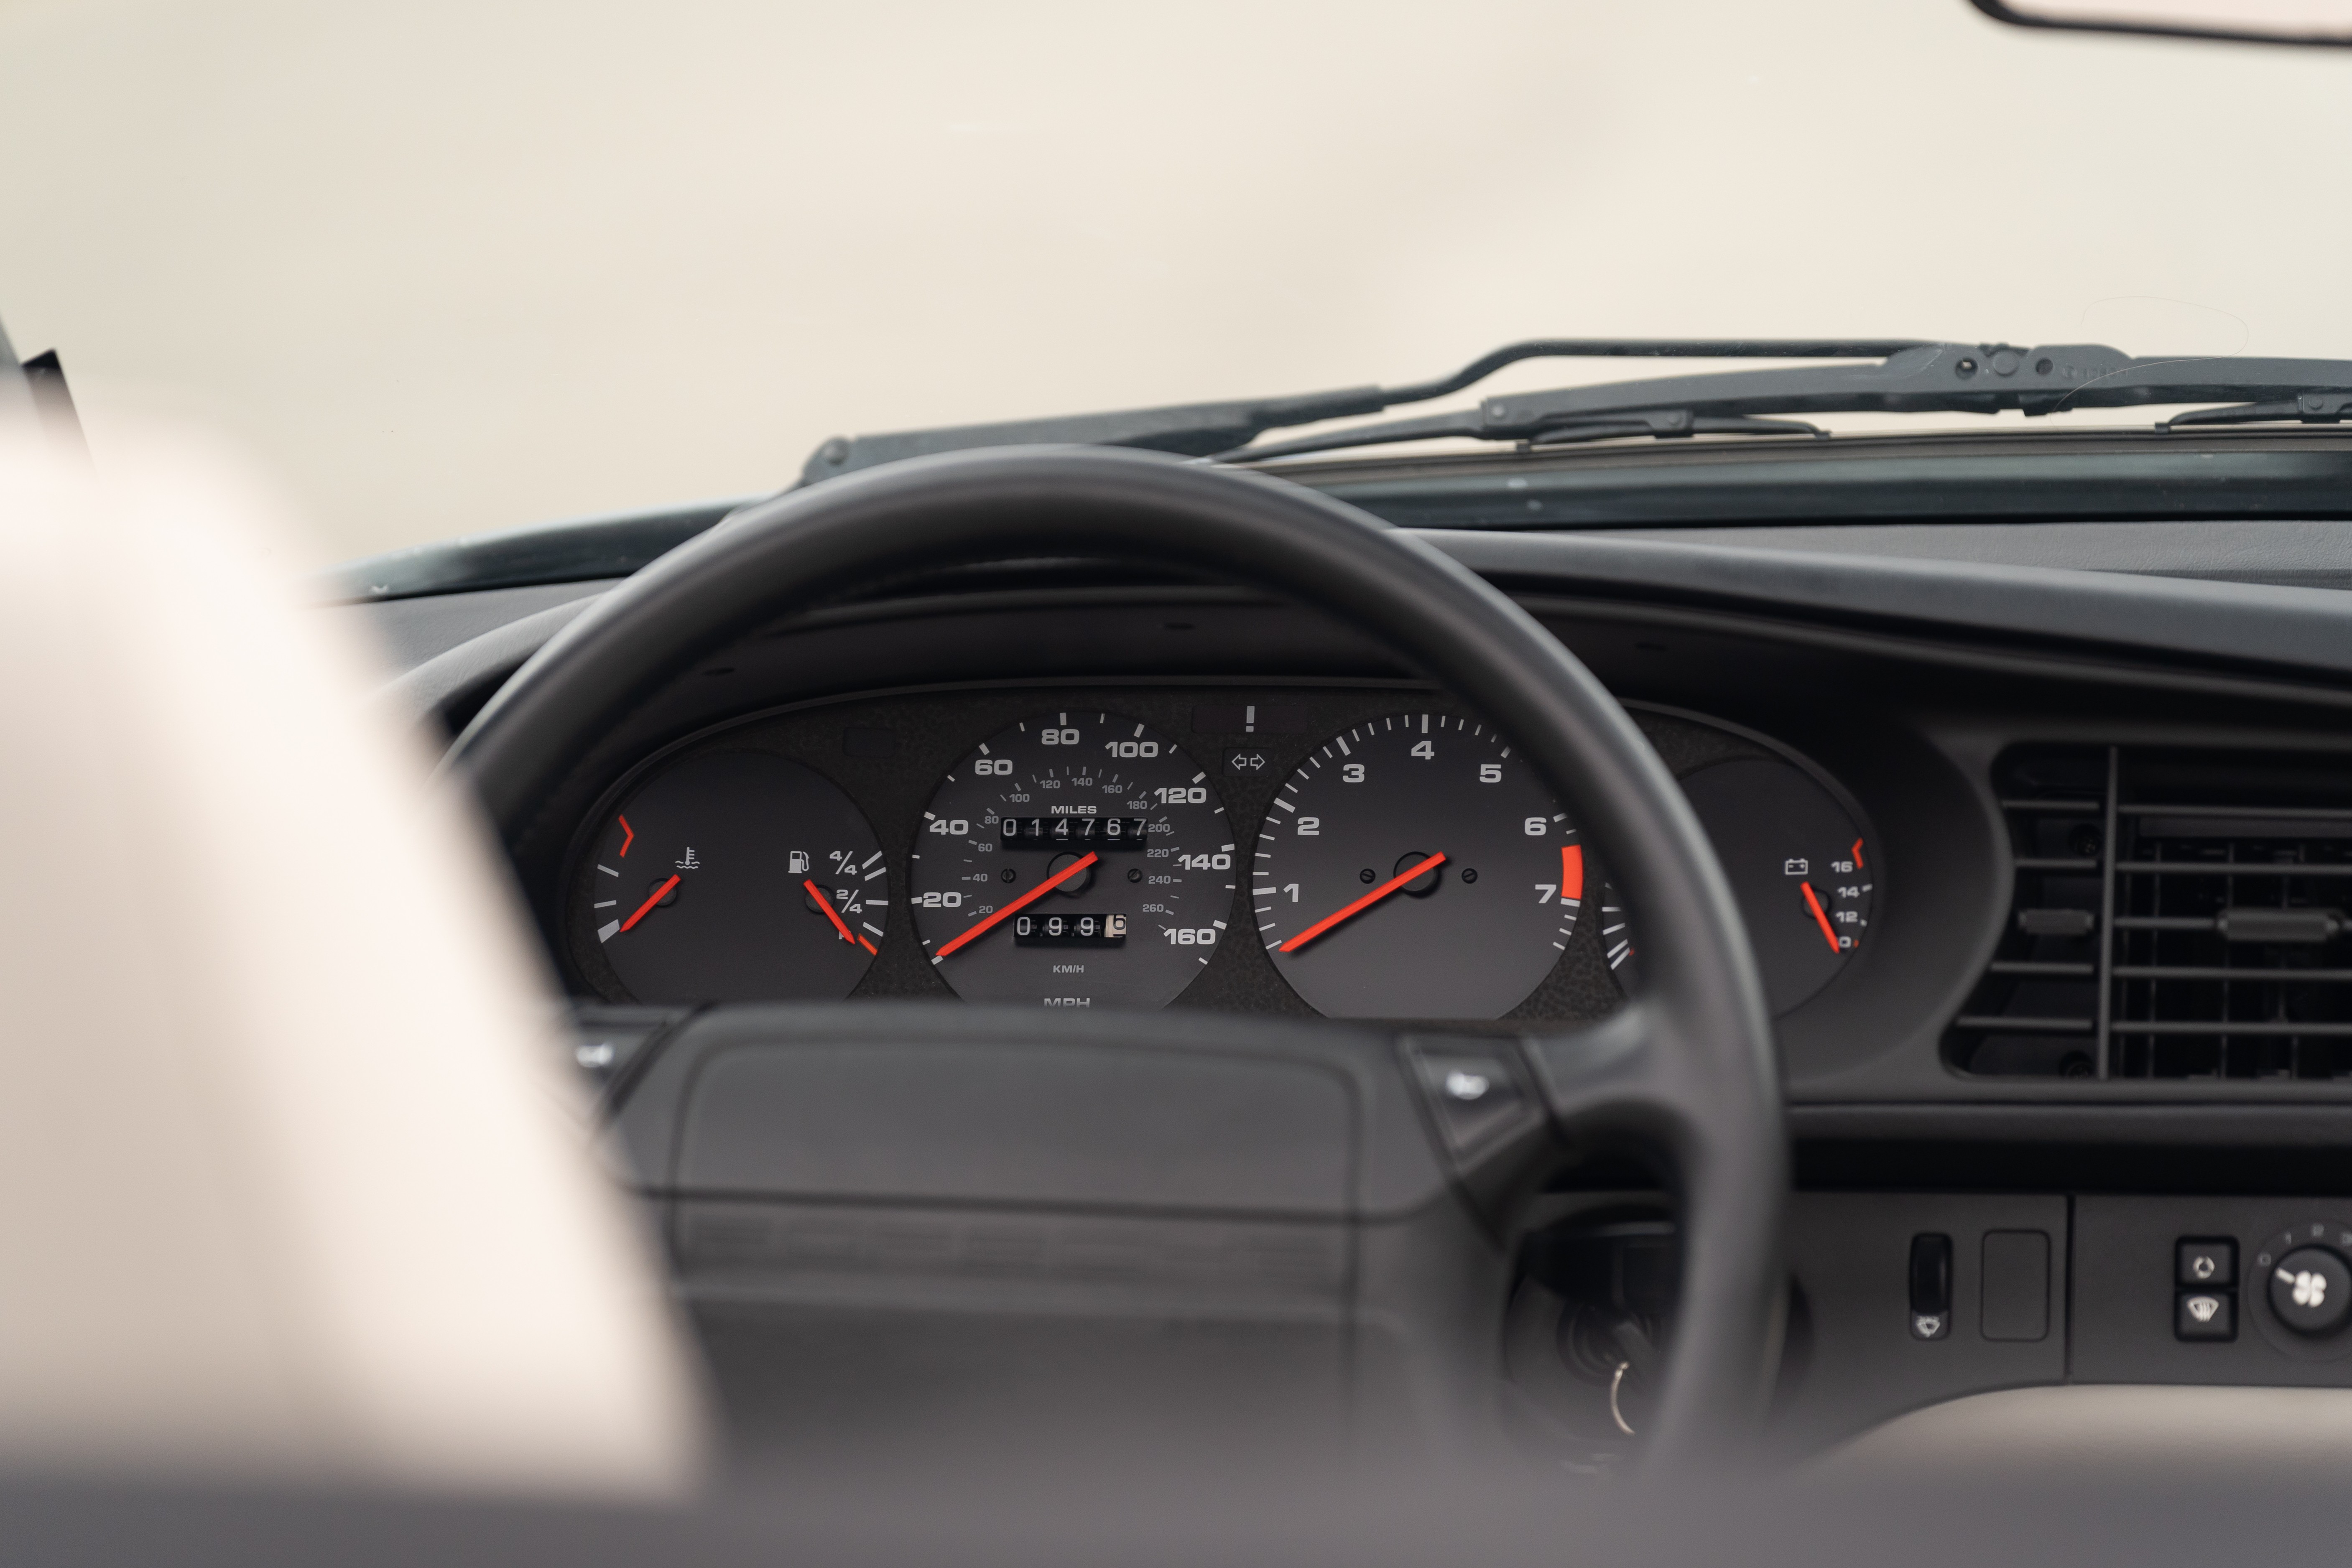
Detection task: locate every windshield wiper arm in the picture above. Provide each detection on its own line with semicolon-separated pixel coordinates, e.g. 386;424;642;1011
1207;342;2352;464
796;338;1926;483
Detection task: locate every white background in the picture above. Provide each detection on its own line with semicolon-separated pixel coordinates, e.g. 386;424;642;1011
3;0;2346;564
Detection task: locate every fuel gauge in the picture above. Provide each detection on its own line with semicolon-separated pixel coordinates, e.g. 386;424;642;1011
576;750;885;1003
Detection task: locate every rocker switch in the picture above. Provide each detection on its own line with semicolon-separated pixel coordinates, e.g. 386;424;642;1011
1910;1233;1953;1340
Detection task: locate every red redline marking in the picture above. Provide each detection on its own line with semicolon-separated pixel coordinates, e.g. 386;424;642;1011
1560;843;1585;902
1850;837;1865;869
1279;853;1448;954
617;815;635;857
934;852;1099;959
618;874;680;934
804;878;877;954
1801;880;1842;955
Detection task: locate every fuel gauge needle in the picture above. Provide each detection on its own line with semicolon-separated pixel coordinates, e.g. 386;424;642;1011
805;878;878;954
617;875;680;934
1800;880;1842;955
1280;852;1447;954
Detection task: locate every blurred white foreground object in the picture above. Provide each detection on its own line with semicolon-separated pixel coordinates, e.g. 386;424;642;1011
0;428;704;1496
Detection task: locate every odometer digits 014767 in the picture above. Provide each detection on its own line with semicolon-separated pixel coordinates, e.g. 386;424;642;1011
909;711;1235;1007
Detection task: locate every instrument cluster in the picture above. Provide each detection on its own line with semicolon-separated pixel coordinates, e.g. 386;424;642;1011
563;686;1874;1024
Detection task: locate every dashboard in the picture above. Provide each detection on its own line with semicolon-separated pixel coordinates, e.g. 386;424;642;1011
561;685;1870;1027
346;508;2352;1460
357;524;2352;1123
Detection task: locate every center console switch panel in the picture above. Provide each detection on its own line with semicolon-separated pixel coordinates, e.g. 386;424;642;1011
2076;1199;2352;1384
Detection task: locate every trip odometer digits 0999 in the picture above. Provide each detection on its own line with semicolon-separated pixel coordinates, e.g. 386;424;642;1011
910;711;1235;1007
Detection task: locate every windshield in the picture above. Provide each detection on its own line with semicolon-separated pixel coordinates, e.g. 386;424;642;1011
3;2;2347;563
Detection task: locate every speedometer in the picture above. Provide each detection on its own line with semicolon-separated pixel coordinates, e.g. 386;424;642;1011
1254;712;1578;1019
909;711;1235;1007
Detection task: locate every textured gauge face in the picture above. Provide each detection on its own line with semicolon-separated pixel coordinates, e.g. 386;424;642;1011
1254;713;1578;1019
910;711;1235;1007
581;750;885;1003
1676;756;1872;1015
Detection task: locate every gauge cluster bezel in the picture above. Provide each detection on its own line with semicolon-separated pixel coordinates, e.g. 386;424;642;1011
558;678;1878;1029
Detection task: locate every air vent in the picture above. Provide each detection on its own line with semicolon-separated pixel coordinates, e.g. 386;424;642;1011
1949;745;2352;1081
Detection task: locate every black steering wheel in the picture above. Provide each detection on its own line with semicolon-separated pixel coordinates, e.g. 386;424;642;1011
450;446;1786;1473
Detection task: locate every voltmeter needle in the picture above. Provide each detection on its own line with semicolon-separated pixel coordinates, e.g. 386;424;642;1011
1801;880;1842;955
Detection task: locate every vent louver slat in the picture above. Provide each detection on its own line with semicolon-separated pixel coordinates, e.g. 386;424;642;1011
1949;745;2352;1081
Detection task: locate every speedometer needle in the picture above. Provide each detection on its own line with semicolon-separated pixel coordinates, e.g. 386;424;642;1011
804;877;878;954
1800;880;1842;955
1280;852;1447;954
931;852;1099;961
617;874;680;934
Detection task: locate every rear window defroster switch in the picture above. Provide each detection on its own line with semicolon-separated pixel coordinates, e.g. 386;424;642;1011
1910;1233;1952;1340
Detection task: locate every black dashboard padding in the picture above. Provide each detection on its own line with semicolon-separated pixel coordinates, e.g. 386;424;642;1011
456;446;1785;1469
619;1004;1450;1218
678;1044;1352;1214
1441;530;2352;679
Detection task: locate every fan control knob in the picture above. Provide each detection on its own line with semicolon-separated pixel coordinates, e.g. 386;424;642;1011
2267;1246;2352;1336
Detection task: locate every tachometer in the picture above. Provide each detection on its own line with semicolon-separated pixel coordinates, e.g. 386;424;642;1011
1253;712;1578;1019
910;711;1235;1007
579;750;886;1002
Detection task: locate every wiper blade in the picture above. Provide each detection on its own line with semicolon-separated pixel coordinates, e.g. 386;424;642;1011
2161;393;2352;431
796;338;1927;483
1209;343;2352;464
1524;411;1825;446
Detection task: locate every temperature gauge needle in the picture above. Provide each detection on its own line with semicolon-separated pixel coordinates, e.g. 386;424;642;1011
617;874;681;934
804;878;878;954
1800;880;1842;955
932;852;1099;960
1280;852;1448;954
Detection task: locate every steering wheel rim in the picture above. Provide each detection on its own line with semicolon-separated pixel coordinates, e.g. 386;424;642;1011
449;445;1786;1471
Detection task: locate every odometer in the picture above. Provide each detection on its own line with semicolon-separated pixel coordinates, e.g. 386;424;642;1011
1254;713;1578;1019
910;711;1235;1007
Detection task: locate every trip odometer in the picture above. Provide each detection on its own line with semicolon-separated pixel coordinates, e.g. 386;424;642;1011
910;711;1235;1007
1255;713;1579;1019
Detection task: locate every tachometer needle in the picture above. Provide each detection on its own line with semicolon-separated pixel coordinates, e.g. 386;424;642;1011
618;874;681;934
804;877;878;954
1280;852;1447;954
932;852;1099;960
1800;880;1842;955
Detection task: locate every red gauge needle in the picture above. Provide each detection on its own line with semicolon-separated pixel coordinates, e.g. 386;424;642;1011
618;874;680;934
1800;880;1842;955
804;878;877;954
1280;852;1447;954
932;852;1099;960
